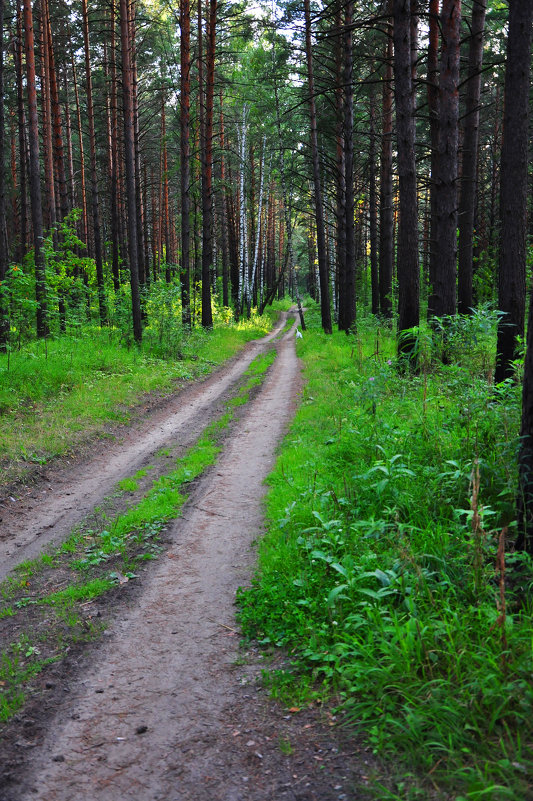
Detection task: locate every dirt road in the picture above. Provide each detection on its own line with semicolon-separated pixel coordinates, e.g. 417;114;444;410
0;314;287;581
1;315;373;801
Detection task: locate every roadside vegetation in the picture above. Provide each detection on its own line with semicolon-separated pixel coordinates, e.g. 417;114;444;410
237;302;533;801
0;348;276;725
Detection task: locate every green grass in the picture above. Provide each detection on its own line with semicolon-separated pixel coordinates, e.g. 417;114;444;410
0;311;275;486
237;305;533;800
118;477;139;492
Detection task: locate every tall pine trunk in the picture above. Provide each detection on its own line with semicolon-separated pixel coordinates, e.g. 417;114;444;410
0;0;8;348
23;0;47;338
512;1;533;552
200;0;217;328
432;0;461;324
119;0;142;342
495;1;532;383
14;3;27;262
304;0;331;334
338;0;355;332
393;0;419;358
82;0;106;325
426;0;439;320
457;0;486;315
379;15;393;319
180;0;191;328
369;89;379;316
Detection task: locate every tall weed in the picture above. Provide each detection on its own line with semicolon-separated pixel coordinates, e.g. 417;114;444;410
238;305;532;799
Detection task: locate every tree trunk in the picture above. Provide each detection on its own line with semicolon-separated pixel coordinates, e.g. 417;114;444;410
119;0;142;342
14;3;27;262
249;138;266;312
0;0;8;348
40;0;56;233
379;14;394;319
45;1;68;223
334;1;345;326
23;0;47;338
369;89;379;316
304;0;332;334
238;109;249;314
393;0;419;358
82;0;106;325
180;0;191;328
63;72;76;212
338;0;355;332
457;0;486;315
200;0;217;328
426;0;440;319
219;91;229;308
495;1;532;384
161;92;171;282
108;1;120;292
70;46;88;250
131;7;145;288
432;0;461;324
515;1;533;553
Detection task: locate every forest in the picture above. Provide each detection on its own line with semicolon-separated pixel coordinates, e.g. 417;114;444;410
0;0;533;799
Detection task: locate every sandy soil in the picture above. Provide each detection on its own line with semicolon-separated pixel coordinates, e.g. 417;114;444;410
1;315;377;801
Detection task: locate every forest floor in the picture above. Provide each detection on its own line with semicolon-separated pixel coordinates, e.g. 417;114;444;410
0;312;380;801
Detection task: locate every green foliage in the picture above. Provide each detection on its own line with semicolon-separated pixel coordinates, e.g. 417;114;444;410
237;314;531;799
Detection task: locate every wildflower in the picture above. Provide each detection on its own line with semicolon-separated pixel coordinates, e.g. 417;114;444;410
369;376;375;382
387;359;392;366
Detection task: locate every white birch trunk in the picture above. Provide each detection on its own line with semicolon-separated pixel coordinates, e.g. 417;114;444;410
238;107;248;312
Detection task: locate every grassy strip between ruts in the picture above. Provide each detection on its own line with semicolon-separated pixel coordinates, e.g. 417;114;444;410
0;309;278;487
0;349;276;726
237;303;533;801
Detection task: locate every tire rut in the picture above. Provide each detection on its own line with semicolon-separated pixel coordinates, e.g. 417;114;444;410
0;313;290;582
4;316;312;801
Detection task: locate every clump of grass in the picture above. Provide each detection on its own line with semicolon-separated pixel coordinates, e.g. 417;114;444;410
237;306;532;799
118;477;139;492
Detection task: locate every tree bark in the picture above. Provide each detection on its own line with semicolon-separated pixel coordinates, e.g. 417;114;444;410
131;6;145;288
304;0;332;334
108;1;120;292
457;0;486;315
369;89;379;316
495;0;532;384
161;91;171;282
379;14;394;319
219;91;229;308
432;0;461;323
14;3;27;262
23;0;47;338
180;0;191;328
426;0;440;319
82;0;107;325
200;0;217;328
119;0;142;342
40;0;56;233
45;1;68;223
334;2;345;326
0;0;8;348
515;1;533;553
338;0;355;332
70;46;88;251
393;0;419;358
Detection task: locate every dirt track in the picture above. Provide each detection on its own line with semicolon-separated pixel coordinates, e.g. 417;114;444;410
0;314;288;581
1;315;375;801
